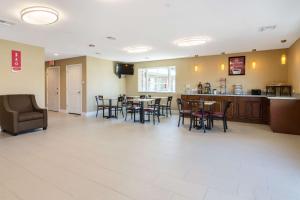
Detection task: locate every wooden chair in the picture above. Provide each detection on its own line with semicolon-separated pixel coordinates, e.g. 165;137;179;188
176;98;191;127
125;97;140;121
189;100;209;133
161;96;173;117
143;98;161;125
111;96;124;118
95;95;109;118
210;101;232;132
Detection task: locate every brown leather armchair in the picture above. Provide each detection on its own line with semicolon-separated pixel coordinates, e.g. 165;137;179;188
0;94;47;135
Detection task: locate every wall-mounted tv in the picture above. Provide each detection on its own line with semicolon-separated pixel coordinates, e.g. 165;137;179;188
115;63;134;78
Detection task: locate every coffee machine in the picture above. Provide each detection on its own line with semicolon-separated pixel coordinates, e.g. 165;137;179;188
204;82;211;94
197;82;203;94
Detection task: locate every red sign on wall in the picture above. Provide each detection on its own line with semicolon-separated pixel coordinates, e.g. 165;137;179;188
12;50;22;72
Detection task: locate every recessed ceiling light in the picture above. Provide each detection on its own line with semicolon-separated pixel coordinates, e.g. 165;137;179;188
53;53;59;56
174;36;211;47
89;44;96;47
0;19;15;26
258;25;276;32
106;36;116;40
123;46;152;53
21;6;59;25
96;52;101;55
281;39;287;43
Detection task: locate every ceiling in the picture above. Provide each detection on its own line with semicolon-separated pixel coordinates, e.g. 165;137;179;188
0;0;300;62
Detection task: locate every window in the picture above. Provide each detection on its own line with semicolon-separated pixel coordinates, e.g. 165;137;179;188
138;66;176;93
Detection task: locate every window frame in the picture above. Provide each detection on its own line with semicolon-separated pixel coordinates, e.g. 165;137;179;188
138;66;176;93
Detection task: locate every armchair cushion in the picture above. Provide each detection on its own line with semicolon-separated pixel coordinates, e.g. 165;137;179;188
8;95;33;113
18;112;44;122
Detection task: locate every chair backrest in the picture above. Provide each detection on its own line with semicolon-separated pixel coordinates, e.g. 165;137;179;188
153;98;161;110
118;96;123;102
167;96;173;106
117;96;124;106
140;95;146;99
6;95;33;113
95;95;104;106
188;99;205;113
125;97;134;107
223;101;232;115
177;98;182;111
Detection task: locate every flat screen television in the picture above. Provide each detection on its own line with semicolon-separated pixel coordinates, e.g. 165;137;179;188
115;63;134;78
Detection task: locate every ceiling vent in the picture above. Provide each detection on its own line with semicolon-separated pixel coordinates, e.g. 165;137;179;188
258;25;276;32
0;19;15;26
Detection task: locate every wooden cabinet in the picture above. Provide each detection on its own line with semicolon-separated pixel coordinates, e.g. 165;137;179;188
235;97;264;123
181;95;270;124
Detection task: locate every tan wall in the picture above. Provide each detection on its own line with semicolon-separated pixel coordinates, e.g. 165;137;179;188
0;39;45;106
126;49;289;100
288;38;300;93
86;56;126;112
45;56;87;112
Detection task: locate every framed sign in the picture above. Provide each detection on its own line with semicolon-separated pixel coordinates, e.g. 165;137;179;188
229;56;245;75
12;50;22;72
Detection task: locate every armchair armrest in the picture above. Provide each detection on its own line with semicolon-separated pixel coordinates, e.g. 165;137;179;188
30;95;47;113
30;95;48;129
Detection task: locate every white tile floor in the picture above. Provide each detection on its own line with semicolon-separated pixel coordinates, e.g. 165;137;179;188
0;112;300;200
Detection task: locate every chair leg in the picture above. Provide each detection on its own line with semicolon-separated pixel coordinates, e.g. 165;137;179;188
223;118;226;132
178;115;181;127
153;113;155;125
121;108;124;117
182;115;185;125
157;112;160;123
96;108;99;118
102;108;105;117
125;109;128;121
169;107;172;116
189;116;193;131
202;118;206;133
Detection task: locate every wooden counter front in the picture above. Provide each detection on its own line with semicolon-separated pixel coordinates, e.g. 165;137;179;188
270;99;300;135
181;95;270;124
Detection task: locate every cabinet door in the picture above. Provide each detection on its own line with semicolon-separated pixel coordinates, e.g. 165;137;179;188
223;97;235;120
249;101;262;120
236;99;249;120
235;97;263;122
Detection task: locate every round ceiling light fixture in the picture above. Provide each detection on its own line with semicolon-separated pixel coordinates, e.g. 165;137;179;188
123;46;152;53
21;6;59;25
174;36;211;47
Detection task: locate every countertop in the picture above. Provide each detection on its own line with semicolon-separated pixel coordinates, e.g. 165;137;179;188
182;93;300;100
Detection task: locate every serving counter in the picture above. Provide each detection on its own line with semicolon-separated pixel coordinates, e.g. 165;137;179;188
181;94;269;124
181;94;300;135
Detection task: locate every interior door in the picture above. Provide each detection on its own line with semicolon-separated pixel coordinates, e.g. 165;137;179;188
67;64;82;114
47;67;60;111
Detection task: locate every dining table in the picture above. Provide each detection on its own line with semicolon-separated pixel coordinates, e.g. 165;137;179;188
186;100;216;130
132;98;155;123
102;98;118;119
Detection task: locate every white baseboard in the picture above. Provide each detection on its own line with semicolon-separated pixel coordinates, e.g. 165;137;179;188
59;109;67;113
83;111;97;117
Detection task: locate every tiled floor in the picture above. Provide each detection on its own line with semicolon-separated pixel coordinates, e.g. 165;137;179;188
0;112;300;200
